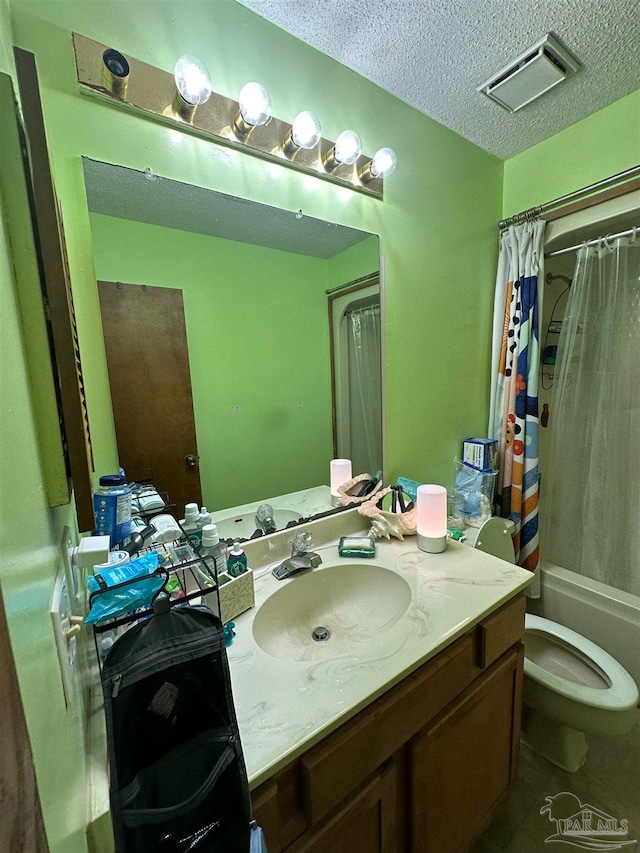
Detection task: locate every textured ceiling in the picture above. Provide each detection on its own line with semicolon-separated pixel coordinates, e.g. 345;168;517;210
82;159;372;258
236;0;640;160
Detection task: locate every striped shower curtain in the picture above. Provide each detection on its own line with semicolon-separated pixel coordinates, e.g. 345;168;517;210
489;220;545;580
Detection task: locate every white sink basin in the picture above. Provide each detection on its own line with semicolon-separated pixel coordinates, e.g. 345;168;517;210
252;563;411;661
215;508;301;540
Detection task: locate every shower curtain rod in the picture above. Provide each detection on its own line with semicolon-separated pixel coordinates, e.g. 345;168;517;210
325;271;379;295
499;165;640;230
544;226;639;258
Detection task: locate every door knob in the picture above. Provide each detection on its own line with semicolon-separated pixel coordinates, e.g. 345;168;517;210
185;454;198;468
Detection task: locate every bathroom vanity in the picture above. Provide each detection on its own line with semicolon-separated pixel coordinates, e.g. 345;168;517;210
229;512;533;853
249;596;525;853
87;510;532;853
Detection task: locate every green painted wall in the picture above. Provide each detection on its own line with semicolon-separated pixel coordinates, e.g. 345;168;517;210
326;234;380;288
0;7;89;853
0;0;14;73
89;213;338;509
9;0;503;492
503;90;640;218
4;0;503;849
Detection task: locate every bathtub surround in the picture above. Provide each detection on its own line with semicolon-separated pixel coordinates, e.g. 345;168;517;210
489;220;545;577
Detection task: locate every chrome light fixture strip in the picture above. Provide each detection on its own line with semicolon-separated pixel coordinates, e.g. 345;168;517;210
72;33;384;200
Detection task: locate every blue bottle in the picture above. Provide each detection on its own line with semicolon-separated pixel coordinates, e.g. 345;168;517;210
93;473;133;547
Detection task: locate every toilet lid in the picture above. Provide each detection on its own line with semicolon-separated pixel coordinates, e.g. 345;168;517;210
474;517;515;563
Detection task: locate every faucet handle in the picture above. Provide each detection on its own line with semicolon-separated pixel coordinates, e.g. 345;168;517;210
291;530;314;556
255;503;276;533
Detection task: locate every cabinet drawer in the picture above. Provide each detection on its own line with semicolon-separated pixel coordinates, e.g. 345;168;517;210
301;632;477;824
476;594;525;669
287;760;397;853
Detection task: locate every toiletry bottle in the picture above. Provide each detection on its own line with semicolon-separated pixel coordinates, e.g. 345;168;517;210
195;506;211;547
183;502;199;526
180;502;200;547
201;524;228;579
93;473;133;548
150;513;182;545
227;541;247;577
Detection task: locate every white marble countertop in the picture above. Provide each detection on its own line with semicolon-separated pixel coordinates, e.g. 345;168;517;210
228;511;533;789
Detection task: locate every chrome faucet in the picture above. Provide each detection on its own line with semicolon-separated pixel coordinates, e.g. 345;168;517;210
272;530;322;580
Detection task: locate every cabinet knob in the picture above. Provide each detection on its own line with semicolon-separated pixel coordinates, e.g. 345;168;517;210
185;454;198;468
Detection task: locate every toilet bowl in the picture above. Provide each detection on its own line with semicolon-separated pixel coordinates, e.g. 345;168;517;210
521;615;638;771
472;517;639;772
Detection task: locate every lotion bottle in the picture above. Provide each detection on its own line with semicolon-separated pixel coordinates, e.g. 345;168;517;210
227;541;248;577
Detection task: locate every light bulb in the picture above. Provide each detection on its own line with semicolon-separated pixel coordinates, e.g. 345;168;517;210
334;130;362;165
102;48;130;98
291;111;322;149
173;55;212;106
238;82;271;127
371;147;397;179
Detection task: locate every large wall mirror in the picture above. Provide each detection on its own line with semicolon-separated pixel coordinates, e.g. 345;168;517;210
82;159;382;530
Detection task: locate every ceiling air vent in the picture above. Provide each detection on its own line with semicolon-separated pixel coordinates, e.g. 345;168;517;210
478;34;581;113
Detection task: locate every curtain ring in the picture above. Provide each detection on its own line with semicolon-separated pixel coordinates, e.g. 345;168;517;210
629;226;638;244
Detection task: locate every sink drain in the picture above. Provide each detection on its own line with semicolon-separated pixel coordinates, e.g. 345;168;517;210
312;626;331;643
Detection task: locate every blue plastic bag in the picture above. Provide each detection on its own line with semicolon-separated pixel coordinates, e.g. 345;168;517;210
85;552;163;625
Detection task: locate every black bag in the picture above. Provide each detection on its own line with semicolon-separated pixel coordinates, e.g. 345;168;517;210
101;604;251;853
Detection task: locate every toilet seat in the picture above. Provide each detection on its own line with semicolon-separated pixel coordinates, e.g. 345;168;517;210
524;615;639;712
474;517;516;564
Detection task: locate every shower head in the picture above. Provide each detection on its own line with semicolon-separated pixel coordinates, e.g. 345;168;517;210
546;272;572;286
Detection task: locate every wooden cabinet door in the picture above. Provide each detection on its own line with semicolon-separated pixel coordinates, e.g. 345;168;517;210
286;760;397;853
98;280;202;518
411;646;523;853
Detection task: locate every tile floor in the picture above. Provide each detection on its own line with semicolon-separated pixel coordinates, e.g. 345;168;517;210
469;710;640;853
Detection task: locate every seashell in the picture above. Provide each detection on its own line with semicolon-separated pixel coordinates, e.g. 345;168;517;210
357;487;417;541
337;473;383;506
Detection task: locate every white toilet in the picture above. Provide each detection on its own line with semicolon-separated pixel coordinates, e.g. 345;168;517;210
474;517;639;772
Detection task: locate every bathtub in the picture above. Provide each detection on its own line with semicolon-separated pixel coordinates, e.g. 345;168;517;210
528;561;640;692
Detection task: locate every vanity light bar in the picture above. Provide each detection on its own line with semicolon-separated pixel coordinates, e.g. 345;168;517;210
72;33;393;200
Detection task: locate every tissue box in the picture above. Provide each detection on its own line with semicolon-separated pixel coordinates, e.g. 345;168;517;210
462;438;498;472
218;569;255;623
